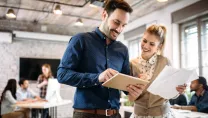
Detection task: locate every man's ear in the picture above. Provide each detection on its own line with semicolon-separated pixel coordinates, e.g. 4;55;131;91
102;10;108;21
199;84;203;88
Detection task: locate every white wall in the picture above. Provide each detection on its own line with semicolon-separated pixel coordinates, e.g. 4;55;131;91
118;33;128;46
123;0;200;68
0;32;75;118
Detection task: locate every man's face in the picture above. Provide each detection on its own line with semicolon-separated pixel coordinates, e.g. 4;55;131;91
22;80;29;90
190;80;200;92
102;8;130;40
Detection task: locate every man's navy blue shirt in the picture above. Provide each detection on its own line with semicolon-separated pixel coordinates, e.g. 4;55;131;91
57;28;130;110
189;90;208;113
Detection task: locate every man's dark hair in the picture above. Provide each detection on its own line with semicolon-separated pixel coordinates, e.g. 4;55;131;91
198;76;208;90
104;0;133;15
19;79;27;86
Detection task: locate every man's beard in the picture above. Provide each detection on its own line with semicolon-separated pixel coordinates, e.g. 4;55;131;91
103;21;120;41
24;87;28;90
190;85;200;92
190;89;195;92
106;29;120;41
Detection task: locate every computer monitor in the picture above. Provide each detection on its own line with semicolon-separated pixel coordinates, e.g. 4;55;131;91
45;78;62;103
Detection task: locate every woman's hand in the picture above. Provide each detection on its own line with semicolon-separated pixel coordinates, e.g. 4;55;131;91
138;73;150;81
176;84;187;94
37;80;48;88
127;84;146;101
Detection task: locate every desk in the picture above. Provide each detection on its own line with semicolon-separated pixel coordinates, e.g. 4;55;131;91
14;100;72;118
172;109;208;118
120;106;208;118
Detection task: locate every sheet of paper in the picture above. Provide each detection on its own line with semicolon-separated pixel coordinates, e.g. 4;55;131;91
147;66;198;99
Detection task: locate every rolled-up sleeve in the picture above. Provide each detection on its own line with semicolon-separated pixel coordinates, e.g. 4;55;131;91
57;36;100;88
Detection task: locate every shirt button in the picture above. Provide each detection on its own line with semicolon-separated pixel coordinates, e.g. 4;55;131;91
83;86;85;88
94;83;97;85
107;59;109;61
108;100;110;102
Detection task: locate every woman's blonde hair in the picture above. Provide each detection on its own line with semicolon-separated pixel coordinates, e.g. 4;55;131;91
146;24;167;55
42;63;52;79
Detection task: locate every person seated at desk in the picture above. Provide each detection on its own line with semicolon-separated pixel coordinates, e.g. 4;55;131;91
0;79;30;118
172;76;208;113
17;79;42;118
16;79;41;102
169;94;187;106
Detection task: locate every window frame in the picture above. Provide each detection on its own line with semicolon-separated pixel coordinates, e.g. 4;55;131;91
179;14;208;76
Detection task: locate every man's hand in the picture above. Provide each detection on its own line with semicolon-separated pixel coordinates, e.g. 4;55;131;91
98;68;118;82
35;96;42;100
176;84;187;94
171;105;181;109
127;84;146;101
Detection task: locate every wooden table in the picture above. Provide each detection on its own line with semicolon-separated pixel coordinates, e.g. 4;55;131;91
14;100;72;118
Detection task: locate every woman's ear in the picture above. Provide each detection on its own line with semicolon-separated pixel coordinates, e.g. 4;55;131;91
157;44;162;51
158;43;163;49
157;44;163;55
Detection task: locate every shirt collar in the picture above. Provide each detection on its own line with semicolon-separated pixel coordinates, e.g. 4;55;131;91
20;88;27;92
95;27;116;44
139;53;157;66
195;89;206;97
95;27;106;41
200;89;205;96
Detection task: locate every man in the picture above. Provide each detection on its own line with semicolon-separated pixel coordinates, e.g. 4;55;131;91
172;76;208;113
17;79;41;101
17;79;41;118
57;0;145;117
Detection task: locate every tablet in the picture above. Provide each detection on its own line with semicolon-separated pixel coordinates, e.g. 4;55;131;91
102;73;149;91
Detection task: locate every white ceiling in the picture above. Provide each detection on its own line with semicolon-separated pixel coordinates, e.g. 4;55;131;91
0;0;182;31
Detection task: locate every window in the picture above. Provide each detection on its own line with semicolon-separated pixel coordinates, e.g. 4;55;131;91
181;23;198;70
201;18;208;79
180;15;208;79
128;38;141;60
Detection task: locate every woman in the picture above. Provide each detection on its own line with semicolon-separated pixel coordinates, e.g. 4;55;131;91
128;25;186;118
0;79;30;118
37;63;53;99
37;63;53;118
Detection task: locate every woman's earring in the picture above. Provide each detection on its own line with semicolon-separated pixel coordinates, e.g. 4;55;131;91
157;49;161;55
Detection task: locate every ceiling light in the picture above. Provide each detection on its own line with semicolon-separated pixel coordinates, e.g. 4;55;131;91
6;9;16;19
157;0;168;2
89;4;98;8
53;5;62;15
75;18;83;26
90;0;105;8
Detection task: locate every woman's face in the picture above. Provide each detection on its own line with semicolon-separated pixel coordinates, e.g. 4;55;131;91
42;66;49;76
141;32;161;60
